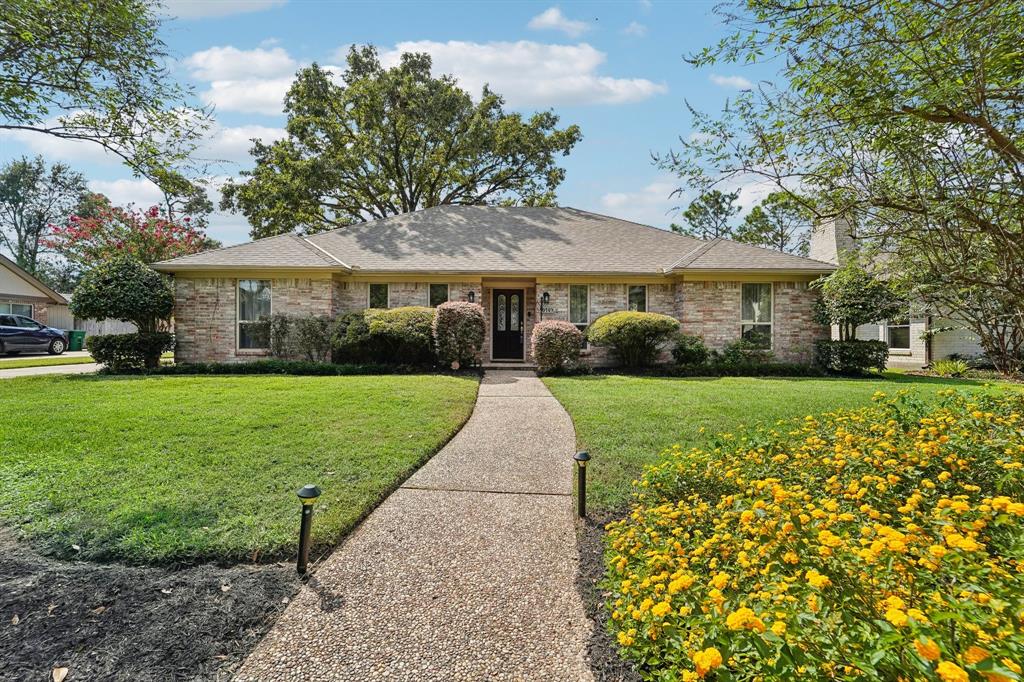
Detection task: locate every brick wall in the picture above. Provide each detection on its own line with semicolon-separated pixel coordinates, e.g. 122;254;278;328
681;281;742;350
773;281;829;362
174;277;332;363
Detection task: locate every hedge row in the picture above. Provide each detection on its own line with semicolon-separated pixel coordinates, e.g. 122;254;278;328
112;360;448;376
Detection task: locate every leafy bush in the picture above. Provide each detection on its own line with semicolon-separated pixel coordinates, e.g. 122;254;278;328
671;334;710;365
366;306;435;364
70;256;173;332
815;339;889;374
532;320;583;373
433;301;485;369
715;336;775;365
586;311;680;367
292;315;333;362
331;311;371;362
268;313;292;358
150;359;424;376
605;390;1024;681
87;332;174;371
933;359;970;377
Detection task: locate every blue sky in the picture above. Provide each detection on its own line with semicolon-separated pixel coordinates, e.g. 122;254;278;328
2;0;777;245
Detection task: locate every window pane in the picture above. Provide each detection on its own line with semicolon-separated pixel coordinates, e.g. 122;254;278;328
497;295;506;331
742;283;771;322
510;295;520;331
239;321;269;349
13;303;32;317
628;285;646;312
369;283;389;308
0;304;8;314
887;325;910;349
570;285;588;324
429;283;448;307
239;280;271;322
742;324;772;348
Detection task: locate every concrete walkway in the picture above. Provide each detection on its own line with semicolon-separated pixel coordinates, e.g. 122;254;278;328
236;370;594;681
0;362;100;380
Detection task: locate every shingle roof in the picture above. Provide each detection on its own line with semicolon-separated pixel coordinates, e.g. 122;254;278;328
154;206;836;275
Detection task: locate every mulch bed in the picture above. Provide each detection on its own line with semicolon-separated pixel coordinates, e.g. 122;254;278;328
0;532;299;681
576;510;641;682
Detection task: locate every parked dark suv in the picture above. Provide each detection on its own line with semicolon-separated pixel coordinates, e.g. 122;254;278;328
0;315;67;355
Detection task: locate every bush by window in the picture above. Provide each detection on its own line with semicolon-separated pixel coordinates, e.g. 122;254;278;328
433;301;485;369
671;334;710;365
87;332;174;371
717;337;775;365
814;339;888;374
365;306;435;364
532;320;583;374
586;311;679;367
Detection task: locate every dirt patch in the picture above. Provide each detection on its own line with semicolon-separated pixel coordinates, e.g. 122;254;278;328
0;532;298;681
576;510;641;682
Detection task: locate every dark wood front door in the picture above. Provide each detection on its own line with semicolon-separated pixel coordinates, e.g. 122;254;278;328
492;289;524;360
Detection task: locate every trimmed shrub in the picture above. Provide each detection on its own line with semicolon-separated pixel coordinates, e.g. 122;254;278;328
716;337;775;365
87;332;174;371
268;313;292;358
586;311;680;367
605;390;1024;680
331;311;372;363
815;338;888;374
366;306;436;364
532;320;583;374
671;334;710;365
70;256;173;332
433;301;485;369
292;315;333;362
148;360;424;376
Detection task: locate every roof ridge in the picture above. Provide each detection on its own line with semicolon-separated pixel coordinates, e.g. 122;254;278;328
155;230;299;266
293;234;351;269
706;235;841;267
667;238;721;271
559;206;704;243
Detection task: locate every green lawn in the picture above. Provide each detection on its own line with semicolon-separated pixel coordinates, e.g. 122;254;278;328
0;373;478;564
0;355;96;369
543;372;1015;512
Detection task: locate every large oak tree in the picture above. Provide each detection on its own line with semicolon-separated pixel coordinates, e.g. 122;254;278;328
660;0;1024;375
221;46;583;237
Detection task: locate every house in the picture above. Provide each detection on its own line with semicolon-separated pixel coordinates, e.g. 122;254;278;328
153;206;836;366
0;253;73;329
809;217;986;368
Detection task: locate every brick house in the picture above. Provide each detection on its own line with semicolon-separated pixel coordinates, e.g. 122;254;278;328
153;206;836;366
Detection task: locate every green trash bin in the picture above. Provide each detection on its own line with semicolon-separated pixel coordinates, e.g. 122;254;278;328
67;330;86;352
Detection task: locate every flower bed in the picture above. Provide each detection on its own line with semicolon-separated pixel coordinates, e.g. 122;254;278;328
604;390;1024;680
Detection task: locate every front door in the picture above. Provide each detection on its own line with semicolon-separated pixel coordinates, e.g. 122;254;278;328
492;289;524;360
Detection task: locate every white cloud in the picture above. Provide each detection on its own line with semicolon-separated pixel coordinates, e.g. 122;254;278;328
373;40;666;107
181;45;299;115
201;124;286;164
599;177;682;227
709;74;753;89
0;121;121;166
638;0;653;12
87;178;166;208
622;21;647;37
160;0;287;19
527;7;591;38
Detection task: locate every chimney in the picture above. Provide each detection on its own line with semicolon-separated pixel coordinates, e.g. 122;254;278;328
809;216;855;265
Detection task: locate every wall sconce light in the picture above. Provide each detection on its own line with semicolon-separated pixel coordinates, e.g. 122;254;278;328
541;291;550;306
468;291;475;303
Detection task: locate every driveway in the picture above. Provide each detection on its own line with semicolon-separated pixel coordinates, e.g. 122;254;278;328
235;369;595;681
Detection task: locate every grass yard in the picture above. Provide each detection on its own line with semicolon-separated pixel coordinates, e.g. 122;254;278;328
0;355;96;369
0;373;478;564
543;372;1016;512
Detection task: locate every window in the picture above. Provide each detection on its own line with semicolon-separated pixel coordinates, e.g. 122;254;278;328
0;302;32;317
741;283;772;349
496;294;506;331
510;294;520;331
627;285;647;312
886;316;911;350
429;283;449;307
14;316;40;328
237;279;271;349
569;285;589;329
369;283;389;308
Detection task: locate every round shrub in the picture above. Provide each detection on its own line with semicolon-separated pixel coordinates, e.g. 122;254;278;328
331;311;371;363
70;256;173;333
671;334;710;365
433;301;485;369
531;320;583;373
87;331;174;371
605;390;1024;681
586;311;679;367
365;306;436;364
815;338;888;374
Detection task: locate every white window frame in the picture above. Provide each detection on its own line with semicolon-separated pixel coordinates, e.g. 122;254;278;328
429;283;449;307
237;279;272;351
885;315;911;350
569;284;590;350
627;284;647;312
1;302;33;317
368;283;390;309
740;282;774;349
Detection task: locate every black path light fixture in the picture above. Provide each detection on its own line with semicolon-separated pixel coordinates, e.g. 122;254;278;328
296;484;321;575
574;451;590;518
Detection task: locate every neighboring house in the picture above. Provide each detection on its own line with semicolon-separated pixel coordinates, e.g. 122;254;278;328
0;253;70;327
809;218;986;369
153;206;836;366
